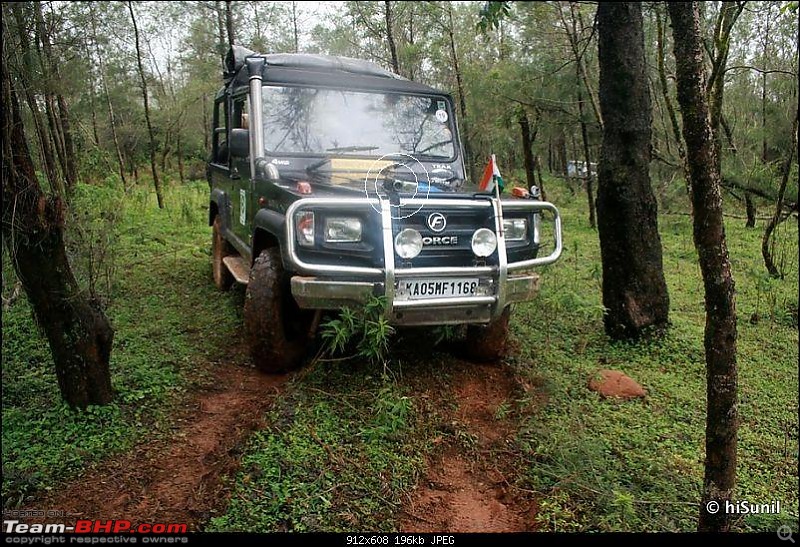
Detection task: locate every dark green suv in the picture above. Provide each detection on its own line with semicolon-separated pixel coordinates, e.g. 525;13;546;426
208;46;562;372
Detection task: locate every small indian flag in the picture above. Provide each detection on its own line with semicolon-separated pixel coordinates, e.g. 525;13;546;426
478;154;504;193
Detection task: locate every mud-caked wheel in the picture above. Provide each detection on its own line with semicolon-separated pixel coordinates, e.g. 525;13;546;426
212;216;234;291
244;247;314;373
462;306;511;363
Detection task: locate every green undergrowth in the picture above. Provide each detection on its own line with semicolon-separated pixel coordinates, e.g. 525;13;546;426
206;360;435;532
1;179;240;505
508;181;798;531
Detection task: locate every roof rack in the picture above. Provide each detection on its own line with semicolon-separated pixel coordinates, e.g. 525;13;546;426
223;45;404;84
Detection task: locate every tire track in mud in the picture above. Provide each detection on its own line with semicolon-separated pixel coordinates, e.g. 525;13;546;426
402;361;537;532
28;351;290;530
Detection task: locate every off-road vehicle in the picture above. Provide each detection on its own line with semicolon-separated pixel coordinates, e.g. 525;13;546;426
208;46;562;372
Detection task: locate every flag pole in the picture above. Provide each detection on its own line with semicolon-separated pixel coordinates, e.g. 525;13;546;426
493;154;504;237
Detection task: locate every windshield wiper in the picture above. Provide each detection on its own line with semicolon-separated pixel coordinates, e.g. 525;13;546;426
325;145;380;153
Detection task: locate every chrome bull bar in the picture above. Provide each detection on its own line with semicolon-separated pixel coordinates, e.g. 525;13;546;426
285;196;562;323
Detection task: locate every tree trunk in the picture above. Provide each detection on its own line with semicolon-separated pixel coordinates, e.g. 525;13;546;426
90;7;127;190
202;93;210;152
596;2;670;339
225;0;235;48
577;63;596;229
534;155;547;201
292;1;299;53
656;7;690;200
8;3;63;197
85;37;101;148
129;1;165;209
385;1;400;74
762;112;798;279
446;2;474;184
564;2;604;130
744;193;756;228
2;47;114;410
668;2;739;532
518;110;537;193
177;131;185;185
34;2;78;191
215;1;226;69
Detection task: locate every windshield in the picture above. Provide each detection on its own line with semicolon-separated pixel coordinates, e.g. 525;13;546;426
261;86;456;159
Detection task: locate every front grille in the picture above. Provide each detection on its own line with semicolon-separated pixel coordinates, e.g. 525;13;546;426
393;207;497;268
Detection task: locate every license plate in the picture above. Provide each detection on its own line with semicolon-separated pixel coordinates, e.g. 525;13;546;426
397;278;479;299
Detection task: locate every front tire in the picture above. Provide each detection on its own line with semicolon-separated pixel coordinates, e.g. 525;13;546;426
244;247;314;373
462;306;511;362
212;216;234;291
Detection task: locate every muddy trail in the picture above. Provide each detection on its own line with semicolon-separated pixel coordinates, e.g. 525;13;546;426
29;350;290;530
401;361;538;532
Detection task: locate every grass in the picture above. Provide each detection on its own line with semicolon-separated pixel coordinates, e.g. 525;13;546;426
1;178;240;505
2;174;797;532
206;363;430;532
508;180;798;531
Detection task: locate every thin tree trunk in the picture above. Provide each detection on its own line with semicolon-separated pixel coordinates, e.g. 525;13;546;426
34;2;78;191
577;63;596;229
177;130;185;184
85;37;101;148
656;7;691;200
9;3;62;196
446;2;473;183
2;47;114;410
202;93;210;152
216;1;226;68
225;0;235;48
292;1;299;53
762;112;798;279
563;2;604;130
90;7;127;189
596;2;670;339
518;110;537;193
385;1;400;74
534;155;547;201
668;2;738;532
129;1;164;209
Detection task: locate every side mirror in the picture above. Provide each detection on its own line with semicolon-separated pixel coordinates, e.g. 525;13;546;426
255;157;280;180
230;128;250;158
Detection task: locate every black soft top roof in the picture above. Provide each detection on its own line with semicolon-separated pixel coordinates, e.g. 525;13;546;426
217;46;447;98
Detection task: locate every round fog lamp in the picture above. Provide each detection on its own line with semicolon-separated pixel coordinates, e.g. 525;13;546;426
394;228;423;259
471;228;497;257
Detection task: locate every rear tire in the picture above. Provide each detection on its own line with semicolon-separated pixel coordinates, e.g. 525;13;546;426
212;216;234;291
462;306;511;363
244;247;314;373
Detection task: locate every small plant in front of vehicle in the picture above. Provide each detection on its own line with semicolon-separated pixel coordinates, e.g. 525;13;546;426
320;296;395;366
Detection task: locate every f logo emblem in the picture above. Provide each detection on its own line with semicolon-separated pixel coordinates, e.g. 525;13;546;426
427;213;447;233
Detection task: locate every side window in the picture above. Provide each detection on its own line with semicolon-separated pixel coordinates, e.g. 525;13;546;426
232;97;248;129
212;98;229;166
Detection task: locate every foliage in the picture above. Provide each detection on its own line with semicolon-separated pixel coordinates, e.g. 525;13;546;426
206;363;425;532
1;181;239;504
508;181;798;531
320;296;395;366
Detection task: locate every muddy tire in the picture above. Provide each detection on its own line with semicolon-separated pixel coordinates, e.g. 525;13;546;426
212;216;234;291
462;306;511;363
244;247;313;373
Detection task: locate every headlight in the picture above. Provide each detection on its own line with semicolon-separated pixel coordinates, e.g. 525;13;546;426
295;211;315;247
503;218;528;241
471;228;497;257
394;228;423;259
325;217;362;242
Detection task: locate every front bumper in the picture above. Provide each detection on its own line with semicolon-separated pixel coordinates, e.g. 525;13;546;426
285;197;561;326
